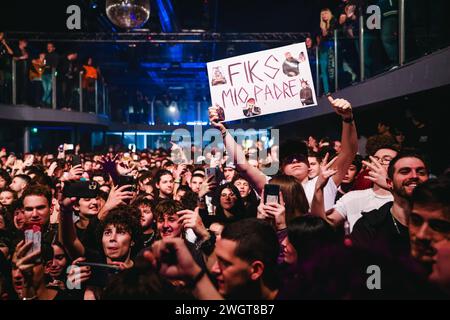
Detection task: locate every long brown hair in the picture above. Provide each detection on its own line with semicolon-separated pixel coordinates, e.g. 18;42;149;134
270;174;309;223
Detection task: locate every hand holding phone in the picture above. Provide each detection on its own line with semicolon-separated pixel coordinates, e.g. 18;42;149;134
259;186;287;230
71;155;82;166
264;184;280;204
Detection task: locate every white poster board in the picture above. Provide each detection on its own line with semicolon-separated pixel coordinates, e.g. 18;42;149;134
207;43;317;122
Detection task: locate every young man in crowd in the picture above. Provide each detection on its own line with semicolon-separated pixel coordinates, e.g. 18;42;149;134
147;218;280;300
311;145;398;231
351;150;429;256
409;177;450;294
154;169;175;200
9;174;31;198
189;173;205;194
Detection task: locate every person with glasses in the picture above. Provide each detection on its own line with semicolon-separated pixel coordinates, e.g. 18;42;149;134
409;177;450;294
211;183;249;224
312;145;398;232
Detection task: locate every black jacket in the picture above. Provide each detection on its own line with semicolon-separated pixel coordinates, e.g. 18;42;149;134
351;201;411;257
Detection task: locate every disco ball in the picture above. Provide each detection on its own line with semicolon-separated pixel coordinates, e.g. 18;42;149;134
106;0;150;29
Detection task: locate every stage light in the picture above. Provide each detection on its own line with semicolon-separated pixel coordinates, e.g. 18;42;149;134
106;0;150;29
168;101;177;113
31;128;38;134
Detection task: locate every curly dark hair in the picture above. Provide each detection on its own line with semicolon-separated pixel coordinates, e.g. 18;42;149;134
96;206;144;259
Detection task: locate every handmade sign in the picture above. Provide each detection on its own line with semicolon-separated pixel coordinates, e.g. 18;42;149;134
207;43;317;122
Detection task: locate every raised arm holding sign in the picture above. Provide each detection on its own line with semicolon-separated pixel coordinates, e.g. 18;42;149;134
207;43;317;122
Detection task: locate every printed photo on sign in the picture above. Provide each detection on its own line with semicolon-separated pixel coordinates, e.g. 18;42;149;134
207;42;317;122
211;67;227;86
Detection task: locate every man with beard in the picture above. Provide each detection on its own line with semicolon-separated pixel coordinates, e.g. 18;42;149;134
352;150;429;256
409;177;450;294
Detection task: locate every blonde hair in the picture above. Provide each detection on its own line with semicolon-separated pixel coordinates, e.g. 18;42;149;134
320;8;334;32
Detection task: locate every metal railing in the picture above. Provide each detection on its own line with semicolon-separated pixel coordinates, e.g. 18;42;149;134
5;62;110;118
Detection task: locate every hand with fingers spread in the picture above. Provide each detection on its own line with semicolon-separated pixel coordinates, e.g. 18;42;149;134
178;208;209;241
67;164;83;181
98;154;118;169
316;153;339;191
97;154;120;179
363;156;390;190
198;175;217;198
327;95;353;120
67;257;91;288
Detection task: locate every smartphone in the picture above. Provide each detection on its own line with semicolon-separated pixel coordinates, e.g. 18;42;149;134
24;224;42;262
64;144;74;151
76;262;120;288
76;262;121;272
205;167;216;180
71;155;82;166
116;175;136;192
264;184;280;204
63;181;99;199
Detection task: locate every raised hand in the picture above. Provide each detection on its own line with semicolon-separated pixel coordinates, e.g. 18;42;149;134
149;238;201;281
66;164;83;181
316;153;338;190
261;192;287;231
327;95;353;120
198;175;217;198
102;184;134;211
208;105;227;132
178;208;209;240
59;196;77;214
47;161;58;177
363;156;390;190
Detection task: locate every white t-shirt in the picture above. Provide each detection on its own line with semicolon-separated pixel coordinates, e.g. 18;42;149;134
333;188;393;232
303;176;338;212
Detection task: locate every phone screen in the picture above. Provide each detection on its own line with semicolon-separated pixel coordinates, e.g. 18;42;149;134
264;184;280;204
